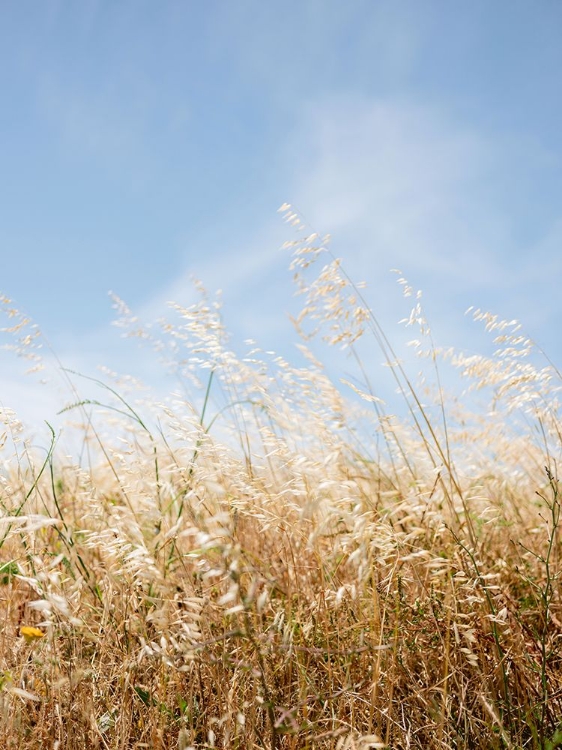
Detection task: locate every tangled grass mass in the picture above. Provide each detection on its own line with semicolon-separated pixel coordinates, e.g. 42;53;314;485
1;208;561;748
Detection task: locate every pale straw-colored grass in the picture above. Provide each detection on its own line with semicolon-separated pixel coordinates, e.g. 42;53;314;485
0;209;561;748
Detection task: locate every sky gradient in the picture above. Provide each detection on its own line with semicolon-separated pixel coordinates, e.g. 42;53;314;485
2;1;561;437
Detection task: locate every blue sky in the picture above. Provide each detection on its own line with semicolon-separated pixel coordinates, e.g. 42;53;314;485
1;1;562;434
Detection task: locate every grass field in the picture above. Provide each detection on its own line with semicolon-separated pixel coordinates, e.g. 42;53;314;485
1;210;561;749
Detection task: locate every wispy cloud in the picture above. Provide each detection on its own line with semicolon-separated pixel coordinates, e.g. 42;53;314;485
280;96;561;349
4;90;560;434
68;94;562;389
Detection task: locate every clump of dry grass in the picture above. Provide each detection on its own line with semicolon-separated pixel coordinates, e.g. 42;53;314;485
1;210;561;749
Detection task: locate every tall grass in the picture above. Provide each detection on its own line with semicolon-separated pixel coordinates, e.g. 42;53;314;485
0;209;561;749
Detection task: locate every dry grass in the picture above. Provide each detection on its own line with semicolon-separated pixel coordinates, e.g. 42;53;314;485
1;209;561;748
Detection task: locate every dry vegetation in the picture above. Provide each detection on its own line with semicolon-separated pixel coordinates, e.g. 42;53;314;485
1;208;561;749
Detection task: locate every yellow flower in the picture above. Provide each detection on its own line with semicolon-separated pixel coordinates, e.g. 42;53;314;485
20;626;46;644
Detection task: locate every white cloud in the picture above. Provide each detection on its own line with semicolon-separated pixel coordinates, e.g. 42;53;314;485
289;98;498;277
